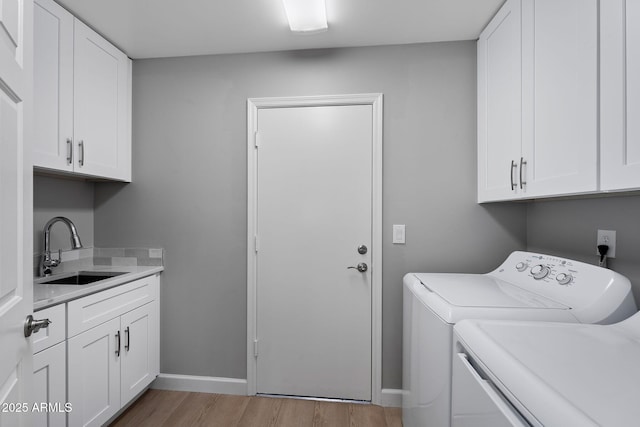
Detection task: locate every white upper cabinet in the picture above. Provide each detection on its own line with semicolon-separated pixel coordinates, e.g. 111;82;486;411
33;0;132;182
33;0;73;172
73;19;131;181
521;0;598;198
601;0;640;191
478;0;599;202
477;0;523;202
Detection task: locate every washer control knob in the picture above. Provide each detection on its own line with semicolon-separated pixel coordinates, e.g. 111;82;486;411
530;264;550;280
516;262;529;272
556;273;573;285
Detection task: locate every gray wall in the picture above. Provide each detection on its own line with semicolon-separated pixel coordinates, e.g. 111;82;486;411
33;175;94;255
527;195;640;302
93;41;527;389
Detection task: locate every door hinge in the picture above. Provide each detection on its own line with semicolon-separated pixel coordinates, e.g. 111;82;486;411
254;131;260;148
254;339;259;357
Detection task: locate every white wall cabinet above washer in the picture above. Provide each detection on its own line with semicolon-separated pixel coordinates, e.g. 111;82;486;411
520;0;598;198
477;0;523;202
600;0;640;191
478;0;599;202
33;0;132;182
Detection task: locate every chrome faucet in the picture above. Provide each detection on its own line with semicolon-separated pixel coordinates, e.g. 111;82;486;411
39;216;83;277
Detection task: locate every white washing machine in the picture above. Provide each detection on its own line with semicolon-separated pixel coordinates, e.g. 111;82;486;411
402;251;637;427
453;312;640;426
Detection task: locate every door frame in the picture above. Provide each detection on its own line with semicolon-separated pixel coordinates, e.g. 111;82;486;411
246;93;383;403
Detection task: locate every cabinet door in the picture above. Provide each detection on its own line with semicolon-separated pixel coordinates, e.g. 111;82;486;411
73;19;131;181
601;0;640;191
477;0;523;202
121;302;158;403
33;0;73;171
521;0;598;197
68;317;121;427
33;342;66;427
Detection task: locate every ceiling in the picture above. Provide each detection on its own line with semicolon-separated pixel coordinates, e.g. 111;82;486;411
56;0;505;59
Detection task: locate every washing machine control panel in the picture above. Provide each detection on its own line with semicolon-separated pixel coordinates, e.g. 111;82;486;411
511;255;576;285
491;251;635;321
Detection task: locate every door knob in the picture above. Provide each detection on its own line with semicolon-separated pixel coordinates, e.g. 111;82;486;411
348;263;368;273
24;315;51;338
357;245;368;254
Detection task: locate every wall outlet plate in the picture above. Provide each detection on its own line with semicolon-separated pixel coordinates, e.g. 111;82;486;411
597;229;616;258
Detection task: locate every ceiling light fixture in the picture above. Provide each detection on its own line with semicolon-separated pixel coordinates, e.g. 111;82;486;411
282;0;328;33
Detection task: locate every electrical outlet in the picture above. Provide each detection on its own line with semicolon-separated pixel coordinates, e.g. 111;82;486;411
596;230;616;258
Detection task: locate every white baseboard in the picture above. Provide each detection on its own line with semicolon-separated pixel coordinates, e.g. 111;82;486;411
380;388;402;407
152;375;400;408
152;373;247;396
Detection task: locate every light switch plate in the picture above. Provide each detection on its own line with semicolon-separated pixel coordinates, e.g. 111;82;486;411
393;224;406;244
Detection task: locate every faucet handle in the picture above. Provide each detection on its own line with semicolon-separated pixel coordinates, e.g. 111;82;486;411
44;249;61;268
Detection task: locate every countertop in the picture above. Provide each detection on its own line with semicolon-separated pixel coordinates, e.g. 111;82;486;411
34;265;164;311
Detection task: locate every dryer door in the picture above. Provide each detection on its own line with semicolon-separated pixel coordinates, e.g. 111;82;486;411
452;352;531;427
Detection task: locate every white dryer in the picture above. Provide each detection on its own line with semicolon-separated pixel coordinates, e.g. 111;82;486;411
453;312;640;426
402;251;637;427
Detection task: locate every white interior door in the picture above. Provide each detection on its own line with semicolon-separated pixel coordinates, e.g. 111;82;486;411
254;103;374;401
0;0;34;425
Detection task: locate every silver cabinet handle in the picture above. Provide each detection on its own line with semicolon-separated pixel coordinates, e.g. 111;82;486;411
125;326;130;352
78;140;84;167
510;160;517;191
66;139;73;165
115;330;121;357
519;157;527;189
24;315;52;338
348;263;368;273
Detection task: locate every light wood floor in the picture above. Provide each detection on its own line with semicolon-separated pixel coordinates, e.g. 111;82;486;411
109;389;402;427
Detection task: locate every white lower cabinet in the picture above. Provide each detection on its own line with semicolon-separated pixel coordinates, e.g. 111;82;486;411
33;342;67;427
68;318;121;427
32;274;160;427
32;304;67;427
67;275;160;427
121;303;158;404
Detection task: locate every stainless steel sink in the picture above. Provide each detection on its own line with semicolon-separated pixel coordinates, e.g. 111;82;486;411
40;271;127;285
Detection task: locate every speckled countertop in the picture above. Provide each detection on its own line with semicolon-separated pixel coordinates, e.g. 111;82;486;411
34;265;163;311
33;247;164;311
